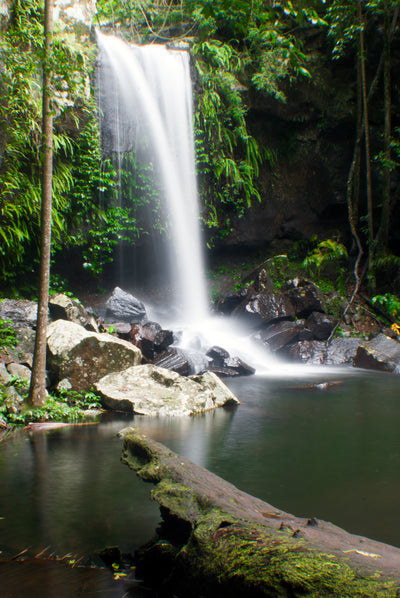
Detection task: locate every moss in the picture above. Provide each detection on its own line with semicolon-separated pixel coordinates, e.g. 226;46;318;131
181;519;398;597
121;433;163;482
123;433;400;598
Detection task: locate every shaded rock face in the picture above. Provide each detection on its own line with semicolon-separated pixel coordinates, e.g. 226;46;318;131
282;340;327;365
254;320;305;352
233;292;295;329
153;348;190;376
354;334;400;373
0;299;38;329
281;278;325;317
46;319;142;391
130;322;174;361
95;364;240;416
105;287;147;325
305;311;337;341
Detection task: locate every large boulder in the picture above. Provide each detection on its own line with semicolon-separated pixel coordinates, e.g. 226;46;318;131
105;287;147;324
153;347;190;376
353;334;400;373
305;311;338;341
282;340;327;364
130;322;174;361
233;292;295;329
47;319;142;391
325;337;363;365
254;320;306;352
49;293;98;332
95;364;240;416
280;278;326;317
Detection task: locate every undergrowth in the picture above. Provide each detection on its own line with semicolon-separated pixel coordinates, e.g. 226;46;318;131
0;383;102;427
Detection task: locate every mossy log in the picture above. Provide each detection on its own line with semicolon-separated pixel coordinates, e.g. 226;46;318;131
121;430;400;597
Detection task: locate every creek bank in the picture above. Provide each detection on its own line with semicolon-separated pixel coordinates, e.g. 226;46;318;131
121;430;400;598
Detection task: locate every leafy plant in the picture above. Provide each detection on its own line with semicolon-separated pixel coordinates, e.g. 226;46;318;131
303;239;348;278
0;319;17;349
371;293;400;321
0;0;96;288
0;384;103;427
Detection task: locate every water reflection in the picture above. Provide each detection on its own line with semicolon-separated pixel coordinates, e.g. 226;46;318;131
1;369;400;572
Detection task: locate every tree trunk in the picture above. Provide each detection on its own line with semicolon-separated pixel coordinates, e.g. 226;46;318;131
378;0;392;251
357;0;374;286
28;0;54;407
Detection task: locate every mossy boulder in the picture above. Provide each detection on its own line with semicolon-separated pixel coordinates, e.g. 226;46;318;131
96;364;239;415
46;319;142;391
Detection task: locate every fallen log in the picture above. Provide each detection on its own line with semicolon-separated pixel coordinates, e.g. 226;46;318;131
121;429;400;598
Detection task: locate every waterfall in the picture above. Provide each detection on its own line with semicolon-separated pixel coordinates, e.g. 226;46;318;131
95;32;339;377
96;32;208;324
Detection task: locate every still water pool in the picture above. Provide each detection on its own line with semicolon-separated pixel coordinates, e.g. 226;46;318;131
0;369;399;593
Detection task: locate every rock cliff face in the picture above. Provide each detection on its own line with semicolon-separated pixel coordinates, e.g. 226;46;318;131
215;34;400;254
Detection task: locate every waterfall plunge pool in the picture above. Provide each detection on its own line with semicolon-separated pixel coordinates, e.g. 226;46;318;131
1;369;399;595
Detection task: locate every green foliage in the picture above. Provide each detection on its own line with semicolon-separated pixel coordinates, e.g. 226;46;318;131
303;238;348;276
0;318;17;349
193;40;265;241
189;0;326;242
371;293;400;320
0;0;97;289
0;383;103;427
327;0;397;59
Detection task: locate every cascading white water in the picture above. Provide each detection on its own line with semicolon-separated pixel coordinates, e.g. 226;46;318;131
96;32;340;377
96;32;208;324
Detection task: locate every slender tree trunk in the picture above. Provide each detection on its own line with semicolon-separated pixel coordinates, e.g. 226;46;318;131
352;58;362;226
28;0;54;407
357;0;374;287
378;0;392;251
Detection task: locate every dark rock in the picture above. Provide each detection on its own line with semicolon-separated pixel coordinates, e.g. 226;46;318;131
49;294;99;332
199;365;240;378
306;311;338;340
282;340;327;364
325;337;363;365
233;292;295;329
153;348;190;376
281;278;325;317
206;346;230;367
112;322;132;339
131;322;174;361
215;288;251;315
224;357;256;376
254;320;306;351
105;287;147;324
353;334;400;374
298;328;314;341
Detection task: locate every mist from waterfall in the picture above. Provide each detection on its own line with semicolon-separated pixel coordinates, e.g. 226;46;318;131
96;32;208;324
